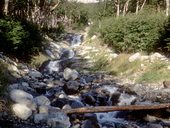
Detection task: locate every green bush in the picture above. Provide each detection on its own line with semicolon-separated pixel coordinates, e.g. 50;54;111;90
100;13;167;53
0;18;42;60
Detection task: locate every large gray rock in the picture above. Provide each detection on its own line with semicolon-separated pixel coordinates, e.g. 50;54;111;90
29;70;42;78
8;83;19;92
45;49;55;59
12;104;32;120
129;53;141;62
64;81;80;94
46;60;61;73
60;48;75;59
34;95;51;106
150;52;165;62
47;111;71;128
10;89;33;104
63;68;79;80
34;113;48;123
118;93;136;106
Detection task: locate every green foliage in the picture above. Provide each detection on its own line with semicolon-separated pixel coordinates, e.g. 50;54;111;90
0;18;42;60
42;22;65;41
55;1;89;30
99;13;167;53
157;17;170;52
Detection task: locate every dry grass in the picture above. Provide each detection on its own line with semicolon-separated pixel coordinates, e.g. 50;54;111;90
136;61;170;83
30;52;49;68
84;38;170;84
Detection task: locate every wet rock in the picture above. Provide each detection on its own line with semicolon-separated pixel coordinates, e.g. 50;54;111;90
39;106;49;114
82;93;96;105
34;113;48;123
46;60;61;73
69;100;84;108
72;124;81;128
47;111;71;128
118;93;136;106
64;80;80;94
51;98;68;108
60;48;75;59
81;120;101;128
10;89;33;104
9;65;19;73
12;104;32;120
97;94;109;106
8;83;19;91
129;53;141;62
63;68;79;80
45;49;55;59
29;70;42;78
35;86;47;94
34;95;51;106
53;80;65;86
143;123;163;128
110;92;121;105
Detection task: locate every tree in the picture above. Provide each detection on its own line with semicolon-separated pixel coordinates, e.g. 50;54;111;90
166;0;169;16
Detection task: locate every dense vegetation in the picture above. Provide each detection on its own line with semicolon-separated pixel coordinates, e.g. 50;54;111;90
87;1;170;54
0;0;89;60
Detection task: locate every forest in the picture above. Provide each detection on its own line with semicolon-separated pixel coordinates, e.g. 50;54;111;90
0;0;170;128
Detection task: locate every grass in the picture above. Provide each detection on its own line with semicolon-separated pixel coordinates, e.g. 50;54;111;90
136;61;170;83
84;37;170;84
0;61;10;95
30;52;49;68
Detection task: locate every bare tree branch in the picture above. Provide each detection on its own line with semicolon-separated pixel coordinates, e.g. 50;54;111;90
64;103;170;114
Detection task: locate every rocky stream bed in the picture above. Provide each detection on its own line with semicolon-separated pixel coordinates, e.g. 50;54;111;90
0;33;170;128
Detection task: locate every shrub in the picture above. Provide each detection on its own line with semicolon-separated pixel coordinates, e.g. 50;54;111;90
100;13;167;53
0;18;42;60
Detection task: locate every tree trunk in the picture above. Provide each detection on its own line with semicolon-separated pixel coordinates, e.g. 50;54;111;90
116;0;120;17
166;0;170;16
123;0;130;16
156;4;161;12
136;0;139;15
140;0;147;11
4;0;9;15
0;0;5;17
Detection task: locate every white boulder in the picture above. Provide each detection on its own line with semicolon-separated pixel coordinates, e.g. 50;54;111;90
12;104;32;120
129;53;141;62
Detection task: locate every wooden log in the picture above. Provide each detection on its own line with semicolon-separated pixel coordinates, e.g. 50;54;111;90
63;103;170;114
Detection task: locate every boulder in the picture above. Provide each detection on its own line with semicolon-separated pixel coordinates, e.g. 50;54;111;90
8;83;19;92
10;89;33;104
46;60;61;73
60;48;75;59
118;93;136;106
47;111;71;128
64;81;80;94
129;53;141;62
34;95;51;106
45;49;55;59
12;104;32;120
63;68;79;80
29;70;42;78
150;52;166;62
34;113;48;124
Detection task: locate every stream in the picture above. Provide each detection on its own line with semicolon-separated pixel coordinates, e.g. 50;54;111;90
0;33;170;128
